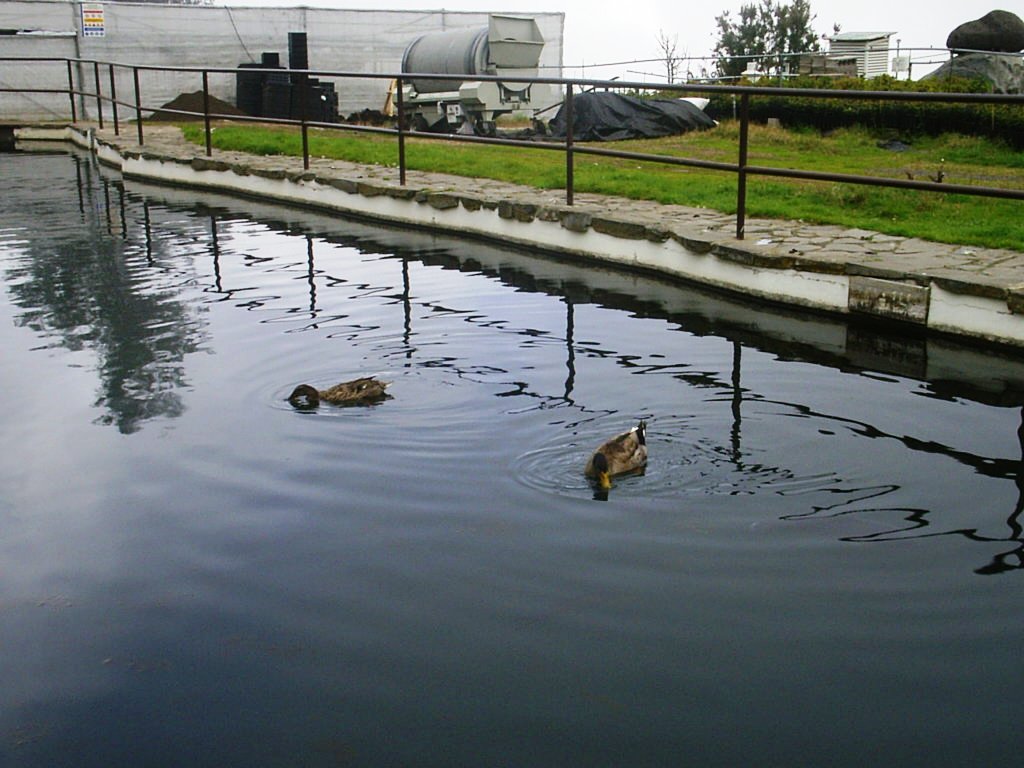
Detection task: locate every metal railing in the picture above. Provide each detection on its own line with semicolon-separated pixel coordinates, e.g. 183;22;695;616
3;56;1023;240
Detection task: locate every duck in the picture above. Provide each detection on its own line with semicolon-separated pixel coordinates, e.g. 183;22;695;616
584;420;647;490
287;377;390;409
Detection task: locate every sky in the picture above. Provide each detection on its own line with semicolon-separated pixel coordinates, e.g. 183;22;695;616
222;0;975;80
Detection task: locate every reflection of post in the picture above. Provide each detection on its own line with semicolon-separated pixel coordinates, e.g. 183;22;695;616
81;156;97;224
1018;410;1024;501
102;177;113;236
304;236;317;320
73;155;85;215
976;407;1024;575
209;215;222;292
563;296;575;402
142;202;153;263
401;257;412;360
730;340;742;462
117;181;127;239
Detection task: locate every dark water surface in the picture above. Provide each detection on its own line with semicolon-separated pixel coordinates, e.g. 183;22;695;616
2;149;1023;766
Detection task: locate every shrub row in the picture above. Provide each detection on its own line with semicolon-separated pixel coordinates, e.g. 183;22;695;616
697;75;1024;148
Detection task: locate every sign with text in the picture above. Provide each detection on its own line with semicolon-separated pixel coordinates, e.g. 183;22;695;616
81;4;105;38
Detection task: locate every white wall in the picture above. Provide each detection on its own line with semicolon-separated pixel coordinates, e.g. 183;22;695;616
0;1;564;121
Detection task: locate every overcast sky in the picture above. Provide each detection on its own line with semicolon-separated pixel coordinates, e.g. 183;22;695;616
223;1;979;79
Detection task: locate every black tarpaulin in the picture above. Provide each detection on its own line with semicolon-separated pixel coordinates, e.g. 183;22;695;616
548;91;715;141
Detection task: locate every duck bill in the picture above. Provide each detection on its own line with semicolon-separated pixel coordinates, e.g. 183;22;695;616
598;471;612;490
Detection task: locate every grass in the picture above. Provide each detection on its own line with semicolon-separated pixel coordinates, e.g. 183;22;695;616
178;121;1024;250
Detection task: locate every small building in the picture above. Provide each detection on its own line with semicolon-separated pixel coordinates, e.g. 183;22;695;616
797;53;859;77
827;31;895;78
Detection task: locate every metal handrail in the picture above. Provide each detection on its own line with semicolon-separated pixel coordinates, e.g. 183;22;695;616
3;55;1023;239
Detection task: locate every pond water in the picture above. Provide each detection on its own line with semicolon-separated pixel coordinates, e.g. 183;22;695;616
2;148;1023;767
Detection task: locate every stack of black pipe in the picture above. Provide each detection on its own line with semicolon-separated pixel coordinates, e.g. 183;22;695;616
234;33;338;122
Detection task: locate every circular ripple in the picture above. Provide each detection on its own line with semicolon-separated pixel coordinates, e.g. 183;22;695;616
513;413;842;500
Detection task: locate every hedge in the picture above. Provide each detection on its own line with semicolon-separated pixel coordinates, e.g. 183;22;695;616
698;75;1024;148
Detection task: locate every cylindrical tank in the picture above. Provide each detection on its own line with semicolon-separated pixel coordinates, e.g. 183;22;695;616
401;26;489;94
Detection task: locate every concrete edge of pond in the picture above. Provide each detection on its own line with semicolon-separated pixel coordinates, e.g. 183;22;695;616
15;122;1024;350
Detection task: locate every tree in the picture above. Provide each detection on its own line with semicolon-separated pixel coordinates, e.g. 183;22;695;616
713;0;822;79
656;29;680;83
774;0;821;70
714;3;770;79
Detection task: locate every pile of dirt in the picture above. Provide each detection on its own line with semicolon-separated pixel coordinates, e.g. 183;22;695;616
147;91;246;121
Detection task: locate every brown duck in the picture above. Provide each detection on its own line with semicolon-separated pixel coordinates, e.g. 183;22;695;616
287;377;390;408
584;420;648;490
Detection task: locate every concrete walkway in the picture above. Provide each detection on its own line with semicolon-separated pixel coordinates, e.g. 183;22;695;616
19;122;1024;349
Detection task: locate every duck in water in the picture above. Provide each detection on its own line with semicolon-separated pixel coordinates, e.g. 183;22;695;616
584;420;647;491
287;377;389;409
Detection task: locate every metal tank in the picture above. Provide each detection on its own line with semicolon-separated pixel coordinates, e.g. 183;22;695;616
401;26;490;95
399;15;544;135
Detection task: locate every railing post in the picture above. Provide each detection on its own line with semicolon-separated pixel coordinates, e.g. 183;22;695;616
202;70;212;157
736;92;750;240
396;76;406;186
93;61;104;129
133;66;144;145
300;71;310;171
108;64;119;136
565;82;574;206
66;59;77;122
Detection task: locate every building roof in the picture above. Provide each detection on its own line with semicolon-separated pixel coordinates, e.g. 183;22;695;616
828;31;896;43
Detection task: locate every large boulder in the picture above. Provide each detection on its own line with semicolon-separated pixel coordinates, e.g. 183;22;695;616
946;10;1024;52
923;51;1024;93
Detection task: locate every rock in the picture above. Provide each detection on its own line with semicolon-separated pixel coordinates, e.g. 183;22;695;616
559;211;592;233
922;51;1024;93
946;10;1024;52
497;200;537;222
423;192;460;210
591;217;648;240
877;138;912;152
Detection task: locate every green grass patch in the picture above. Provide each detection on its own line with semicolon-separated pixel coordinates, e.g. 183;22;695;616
178;122;1024;250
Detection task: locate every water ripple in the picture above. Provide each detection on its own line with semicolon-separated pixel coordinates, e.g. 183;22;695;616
513;413;844;500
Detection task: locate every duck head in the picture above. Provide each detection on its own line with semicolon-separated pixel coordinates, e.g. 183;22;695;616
591;452;612;490
287;384;320;409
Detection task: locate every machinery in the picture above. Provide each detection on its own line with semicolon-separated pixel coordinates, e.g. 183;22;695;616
400;14;544;135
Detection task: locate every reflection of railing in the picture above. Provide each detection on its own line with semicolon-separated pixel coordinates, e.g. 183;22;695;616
47;163;1024;571
4;55;1024;240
